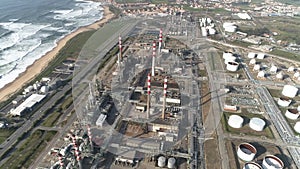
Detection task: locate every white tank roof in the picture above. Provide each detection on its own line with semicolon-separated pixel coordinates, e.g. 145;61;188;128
270;65;277;73
249;59;256;65
294;121;300;134
226;61;239;72
223;52;235;60
248;52;256;58
262;155;284;169
288;66;295;72
237;143;257;162
294;72;300;78
277;97;291;107
282;85;298;98
253;64;261;71
243;162;262;169
285;109;299;120
167;157;176;169
276;72;283;80
257;53;265;59
228;115;244;128
158;156;166;167
257;71;265;78
249;117;265;131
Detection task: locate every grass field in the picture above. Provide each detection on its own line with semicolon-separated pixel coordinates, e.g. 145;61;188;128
1;130;57;169
0;128;16;145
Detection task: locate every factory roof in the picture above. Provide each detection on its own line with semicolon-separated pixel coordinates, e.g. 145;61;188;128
10;94;46;116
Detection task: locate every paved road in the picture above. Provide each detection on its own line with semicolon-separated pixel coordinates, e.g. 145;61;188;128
0;83;72;166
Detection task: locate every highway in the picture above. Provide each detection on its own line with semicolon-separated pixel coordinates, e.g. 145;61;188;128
0;83;72;166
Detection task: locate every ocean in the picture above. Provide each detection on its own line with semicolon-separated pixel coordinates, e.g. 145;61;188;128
0;0;103;89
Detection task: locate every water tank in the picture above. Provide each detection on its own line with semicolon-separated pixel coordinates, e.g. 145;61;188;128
237;143;257;162
294;121;300;134
201;27;207;37
277;97;291;107
249;117;265;131
276;72;283;80
249;59;256;65
282;85;298;98
293;72;300;78
253;64;261;71
257;53;265;59
288;66;295;72
248;52;256;58
257;71;265;78
270;65;277;73
223;52;234;60
158;156;166;167
40;86;49;93
167;157;176;169
262;155;284;169
226;61;239;72
285;109;299;120
228;115;244;128
243;162;262;169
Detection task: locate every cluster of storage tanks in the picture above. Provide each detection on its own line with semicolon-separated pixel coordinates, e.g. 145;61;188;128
248;52;267;78
199;17;216;37
237;143;284;169
228;115;266;131
23;77;51;95
223;52;239;72
157;156;176;168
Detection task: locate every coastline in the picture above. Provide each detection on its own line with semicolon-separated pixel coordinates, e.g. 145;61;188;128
0;5;115;102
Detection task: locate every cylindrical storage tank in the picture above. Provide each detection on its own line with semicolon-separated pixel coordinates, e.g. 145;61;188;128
208;28;216;35
262;155;284;169
40;86;49;93
228;115;244;128
285;109;299;120
253;64;261;71
276;72;283;80
294;72;300;78
249;117;265;131
282;85;298;98
277;97;292;107
158;156;166;167
288;66;295;72
237;143;257;162
243;162;262;169
223;52;234;60
248;52;256;59
201;27;208;37
167;157;176;169
226;61;239;72
257;53;265;59
270;65;277;73
297;106;300;112
257;71;265;78
249;59;256;65
294;121;300;134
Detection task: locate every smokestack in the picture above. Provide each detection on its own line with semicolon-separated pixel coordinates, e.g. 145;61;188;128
74;143;82;169
118;35;122;65
58;153;64;168
87;125;94;152
162;77;167;119
159;29;162;52
151;41;156;76
146;73;151;119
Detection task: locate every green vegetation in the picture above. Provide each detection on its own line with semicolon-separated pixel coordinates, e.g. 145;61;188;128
276;0;300;5
61;96;73;111
222;112;274;139
0;128;16;144
270;49;300;61
1;130;57;169
267;88;282;98
41;111;62;127
237;27;270;36
230;40;252;48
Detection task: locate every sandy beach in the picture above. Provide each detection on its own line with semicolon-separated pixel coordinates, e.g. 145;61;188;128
0;5;115;102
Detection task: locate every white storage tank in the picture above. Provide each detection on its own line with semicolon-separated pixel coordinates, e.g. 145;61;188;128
270;65;277;73
282;85;298;98
294;121;300;134
158;156;166;167
249;59;256;65
293;72;300;78
237;143;257;162
40;86;49;93
253;64;261;71
208;28;216;35
248;52;256;59
257;71;265;78
277;97;292;107
288;66;295;72
167;157;176;169
223;52;234;59
201;27;208;37
262;155;284;169
24;85;34;93
226;61;239;72
243;162;262;169
228;115;244;128
257;53;265;59
276;72;283;80
285;109;299;120
249;117;266;131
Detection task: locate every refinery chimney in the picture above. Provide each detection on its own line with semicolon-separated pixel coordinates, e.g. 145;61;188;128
118;35;122;66
87;125;94;152
159;29;162;52
151;41;156;76
147;73;151;119
162;77;167;119
58;153;64;168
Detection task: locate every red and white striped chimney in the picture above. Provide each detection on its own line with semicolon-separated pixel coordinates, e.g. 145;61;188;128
87;125;94;152
146;73;151;119
162;77;167;119
58;153;64;168
74;143;82;169
151;41;156;76
118;35;122;64
159;29;162;52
